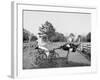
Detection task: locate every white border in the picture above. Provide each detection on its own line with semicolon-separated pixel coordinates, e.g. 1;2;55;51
11;2;97;78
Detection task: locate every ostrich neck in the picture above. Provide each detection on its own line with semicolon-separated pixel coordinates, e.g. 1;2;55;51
38;38;46;46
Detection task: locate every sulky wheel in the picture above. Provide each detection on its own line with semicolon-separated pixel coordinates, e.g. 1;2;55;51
35;56;41;65
40;53;47;60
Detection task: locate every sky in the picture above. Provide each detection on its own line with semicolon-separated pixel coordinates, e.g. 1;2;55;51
23;10;91;36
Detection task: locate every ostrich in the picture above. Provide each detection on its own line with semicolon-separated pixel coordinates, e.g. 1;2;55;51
56;43;81;63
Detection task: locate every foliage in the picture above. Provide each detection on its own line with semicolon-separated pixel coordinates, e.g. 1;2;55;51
38;21;56;42
23;28;30;42
68;33;75;42
30;34;38;42
38;21;66;42
75;32;91;42
49;32;66;42
69;33;75;37
23;28;37;42
86;32;91;42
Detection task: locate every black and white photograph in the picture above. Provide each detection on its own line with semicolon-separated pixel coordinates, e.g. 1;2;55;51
23;10;91;69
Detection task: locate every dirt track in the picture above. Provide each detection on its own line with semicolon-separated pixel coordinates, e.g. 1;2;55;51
23;42;91;69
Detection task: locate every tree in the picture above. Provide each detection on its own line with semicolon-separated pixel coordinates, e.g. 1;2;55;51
30;34;38;42
49;32;66;42
23;28;30;43
67;33;75;42
76;34;87;42
23;28;38;42
86;32;91;42
75;35;81;42
38;21;66;42
39;21;55;34
38;21;56;42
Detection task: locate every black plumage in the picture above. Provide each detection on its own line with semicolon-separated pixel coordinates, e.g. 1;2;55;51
59;44;70;50
35;46;39;49
56;43;80;52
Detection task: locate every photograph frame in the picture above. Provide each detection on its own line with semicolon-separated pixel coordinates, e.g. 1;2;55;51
11;1;97;78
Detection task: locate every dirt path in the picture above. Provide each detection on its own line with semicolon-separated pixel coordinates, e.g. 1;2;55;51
44;42;90;65
68;51;90;65
23;42;91;69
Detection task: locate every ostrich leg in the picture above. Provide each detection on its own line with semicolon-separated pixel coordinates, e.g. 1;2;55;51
66;50;70;64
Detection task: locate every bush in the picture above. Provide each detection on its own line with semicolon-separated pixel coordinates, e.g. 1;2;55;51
23;28;38;43
30;34;38;42
23;30;30;43
86;32;91;42
49;32;66;42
